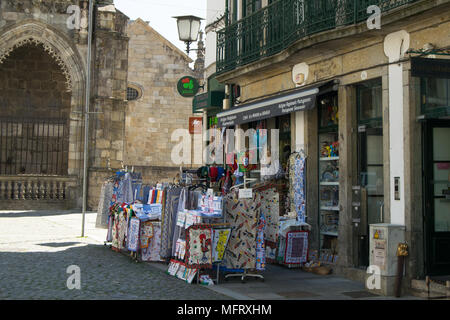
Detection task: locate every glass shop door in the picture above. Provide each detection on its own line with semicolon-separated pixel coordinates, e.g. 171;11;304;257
423;120;450;275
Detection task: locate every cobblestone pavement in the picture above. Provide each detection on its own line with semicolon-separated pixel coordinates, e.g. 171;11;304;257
0;210;230;300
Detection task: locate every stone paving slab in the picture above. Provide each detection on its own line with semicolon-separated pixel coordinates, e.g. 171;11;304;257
0;210;229;300
0;210;424;300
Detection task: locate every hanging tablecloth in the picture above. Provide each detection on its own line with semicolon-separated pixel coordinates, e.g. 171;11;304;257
223;190;261;270
289;153;306;223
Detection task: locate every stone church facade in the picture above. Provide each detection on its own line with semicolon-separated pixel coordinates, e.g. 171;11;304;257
0;0;199;209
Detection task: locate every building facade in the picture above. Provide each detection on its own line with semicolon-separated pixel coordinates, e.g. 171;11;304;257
0;1;201;210
0;0;129;209
120;19;199;196
207;0;450;295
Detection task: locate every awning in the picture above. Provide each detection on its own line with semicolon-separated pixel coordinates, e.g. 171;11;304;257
217;80;338;127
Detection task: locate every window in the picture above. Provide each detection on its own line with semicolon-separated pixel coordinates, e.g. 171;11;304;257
356;78;382;125
126;84;142;101
421;77;450;113
242;0;262;17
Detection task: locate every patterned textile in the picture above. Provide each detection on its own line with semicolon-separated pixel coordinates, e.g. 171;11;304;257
185;225;213;269
289;153;306;222
96;181;113;228
211;228;231;263
223;190;261;270
140;221;154;249
171;188;187;257
284;231;309;264
118;173;133;203
117;212;127;250
160;187;181;259
106;215;113;242
141;222;163;261
256;211;266;271
127;217;140;252
260;188;279;244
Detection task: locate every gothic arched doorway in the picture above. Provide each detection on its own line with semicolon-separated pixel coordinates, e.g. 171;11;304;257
0;42;71;175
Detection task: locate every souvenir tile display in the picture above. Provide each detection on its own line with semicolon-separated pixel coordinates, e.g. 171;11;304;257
185;225;213;269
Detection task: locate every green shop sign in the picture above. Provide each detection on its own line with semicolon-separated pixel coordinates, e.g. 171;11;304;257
177;76;200;97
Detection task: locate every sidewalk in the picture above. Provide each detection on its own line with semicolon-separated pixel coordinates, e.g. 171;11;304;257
0;210;422;300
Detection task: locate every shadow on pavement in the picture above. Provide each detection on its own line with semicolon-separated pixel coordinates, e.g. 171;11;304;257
0;210;92;218
0;243;230;300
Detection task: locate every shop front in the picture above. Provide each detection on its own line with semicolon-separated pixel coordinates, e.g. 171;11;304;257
413;57;450;276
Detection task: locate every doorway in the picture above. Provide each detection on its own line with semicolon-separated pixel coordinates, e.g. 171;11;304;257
423;120;450;275
355;78;384;267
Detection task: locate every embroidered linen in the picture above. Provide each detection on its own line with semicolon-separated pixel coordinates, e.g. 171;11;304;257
96;181;113;228
141;222;163;261
284;231;309;264
140;221;154;249
223;191;261;270
185;225;213;269
127;217;140;252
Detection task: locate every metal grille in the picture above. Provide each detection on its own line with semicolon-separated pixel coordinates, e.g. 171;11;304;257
217;0;419;74
127;87;140;101
0;117;69;176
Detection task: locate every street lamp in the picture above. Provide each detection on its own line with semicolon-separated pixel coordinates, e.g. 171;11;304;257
173;15;204;54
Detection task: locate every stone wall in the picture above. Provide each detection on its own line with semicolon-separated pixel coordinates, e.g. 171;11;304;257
124;19;196;182
0;1;130;209
0;43;71;119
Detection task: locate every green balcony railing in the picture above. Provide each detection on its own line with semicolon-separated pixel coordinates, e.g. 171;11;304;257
216;0;418;74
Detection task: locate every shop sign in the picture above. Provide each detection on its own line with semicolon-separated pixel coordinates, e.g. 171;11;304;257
177;76;200;97
239;189;253;199
411;57;450;79
217;87;318;127
193;91;225;114
189;117;203;134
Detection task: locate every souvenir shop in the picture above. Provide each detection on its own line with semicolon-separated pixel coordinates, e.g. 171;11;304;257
97;155;312;285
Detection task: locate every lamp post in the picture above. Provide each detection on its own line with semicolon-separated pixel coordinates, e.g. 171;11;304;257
173;15;204;55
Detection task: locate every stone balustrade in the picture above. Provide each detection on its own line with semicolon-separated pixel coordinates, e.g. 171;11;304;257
0;175;78;203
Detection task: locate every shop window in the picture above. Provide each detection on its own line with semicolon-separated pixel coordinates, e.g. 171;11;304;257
356;78;382;125
317;91;340;258
318;93;339;132
421;77;450;116
277;115;291;169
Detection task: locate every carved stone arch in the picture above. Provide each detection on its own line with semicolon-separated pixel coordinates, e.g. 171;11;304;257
0;20;86;177
0;20;86;112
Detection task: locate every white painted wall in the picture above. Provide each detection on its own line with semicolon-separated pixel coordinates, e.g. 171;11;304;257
292;62;309;152
383;30;410;226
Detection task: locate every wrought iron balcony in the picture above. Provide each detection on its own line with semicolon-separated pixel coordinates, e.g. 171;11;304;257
216;0;418;74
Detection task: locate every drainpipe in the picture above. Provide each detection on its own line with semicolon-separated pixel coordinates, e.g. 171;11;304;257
81;0;94;237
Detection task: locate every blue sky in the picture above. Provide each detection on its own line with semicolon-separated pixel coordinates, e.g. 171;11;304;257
114;0;209;60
